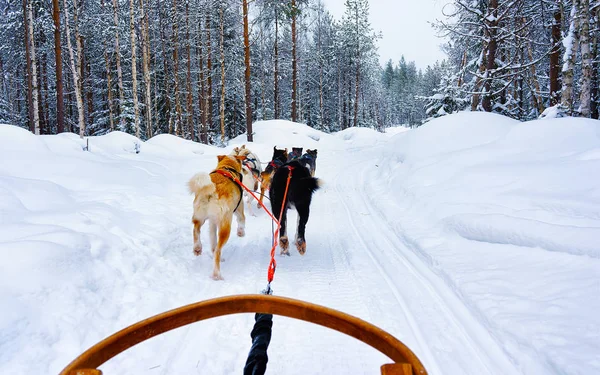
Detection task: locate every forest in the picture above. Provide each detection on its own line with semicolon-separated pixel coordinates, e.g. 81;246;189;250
0;0;598;143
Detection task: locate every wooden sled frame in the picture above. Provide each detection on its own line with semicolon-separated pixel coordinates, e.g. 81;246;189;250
60;294;427;375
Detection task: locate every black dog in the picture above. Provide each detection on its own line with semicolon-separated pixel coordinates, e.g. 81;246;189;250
269;160;320;255
259;147;288;208
298;149;317;177
287;147;303;162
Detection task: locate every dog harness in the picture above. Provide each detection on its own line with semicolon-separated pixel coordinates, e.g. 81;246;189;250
243;157;261;177
211;167;244;211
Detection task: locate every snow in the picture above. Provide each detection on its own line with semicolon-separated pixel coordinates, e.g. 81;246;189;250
2;113;599;375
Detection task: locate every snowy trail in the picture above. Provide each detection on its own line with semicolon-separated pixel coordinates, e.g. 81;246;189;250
324;149;520;375
3;117;599;375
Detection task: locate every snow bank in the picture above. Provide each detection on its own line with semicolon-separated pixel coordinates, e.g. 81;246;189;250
371;111;600;374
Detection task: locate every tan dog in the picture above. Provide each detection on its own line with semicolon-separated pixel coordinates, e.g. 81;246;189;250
230;145;263;216
188;155;245;280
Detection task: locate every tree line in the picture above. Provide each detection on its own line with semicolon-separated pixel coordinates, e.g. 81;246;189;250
427;0;600;121
3;0;442;141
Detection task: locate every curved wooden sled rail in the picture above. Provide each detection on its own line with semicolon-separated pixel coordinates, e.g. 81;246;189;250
60;294;427;375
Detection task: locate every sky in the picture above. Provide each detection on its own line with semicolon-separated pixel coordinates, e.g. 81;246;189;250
322;0;449;69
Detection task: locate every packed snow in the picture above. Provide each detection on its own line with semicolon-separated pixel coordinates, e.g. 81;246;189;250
1;113;599;375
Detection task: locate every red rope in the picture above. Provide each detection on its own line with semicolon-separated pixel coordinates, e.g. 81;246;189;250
212;166;293;285
268;166;293;283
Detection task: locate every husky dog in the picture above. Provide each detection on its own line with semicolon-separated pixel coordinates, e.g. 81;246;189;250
231;145;263;216
287;147;303;162
269;160;321;256
298;149;317;177
259;146;288;207
188;155;245;280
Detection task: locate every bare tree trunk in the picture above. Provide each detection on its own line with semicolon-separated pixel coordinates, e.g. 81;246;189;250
129;0;140;137
482;0;498;112
591;6;599;119
52;0;65;133
112;0;126;129
172;0;183;136
25;0;40;134
139;0;152;138
205;8;213;137
42;46;51;134
274;7;280;119
196;3;206;143
158;0;172;134
103;44;115;131
561;0;580;115
23;0;34;132
549;0;562;106
291;0;298;122
471;46;487;111
527;39;545;114
579;0;592;116
353;3;360;127
260;21;266;120
219;4;225;143
185;0;194;140
101;0;115;131
63;0;85;137
83;39;94;127
242;0;253;141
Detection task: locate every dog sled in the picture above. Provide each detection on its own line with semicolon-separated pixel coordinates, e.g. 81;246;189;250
59;294;427;375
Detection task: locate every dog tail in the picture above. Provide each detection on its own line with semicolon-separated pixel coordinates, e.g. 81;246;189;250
188;173;216;197
303;176;322;194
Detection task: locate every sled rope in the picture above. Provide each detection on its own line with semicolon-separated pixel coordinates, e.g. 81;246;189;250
267;166;293;290
209;166;293;290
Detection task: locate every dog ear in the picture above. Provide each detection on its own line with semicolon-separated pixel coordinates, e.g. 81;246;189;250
217;155;226;162
273;146;277;151
235;155;246;161
284;148;288;152
241;145;246;149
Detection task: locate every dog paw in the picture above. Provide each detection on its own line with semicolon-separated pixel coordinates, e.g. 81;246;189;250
237;227;245;237
193;244;202;256
296;238;306;255
280;236;289;250
211;271;224;281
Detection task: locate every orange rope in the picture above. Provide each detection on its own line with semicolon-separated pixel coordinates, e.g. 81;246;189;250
213;167;293;285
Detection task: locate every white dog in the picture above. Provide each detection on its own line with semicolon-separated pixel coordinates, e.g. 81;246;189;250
230;145;263;216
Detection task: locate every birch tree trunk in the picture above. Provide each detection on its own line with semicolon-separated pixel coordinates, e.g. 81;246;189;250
291;0;298;122
63;0;85;137
112;0;126;128
25;0;40;135
129;0;140;138
561;0;580;114
205;7;213;136
242;0;253;141
591;6;599;119
274;7;280;119
579;0;592;117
